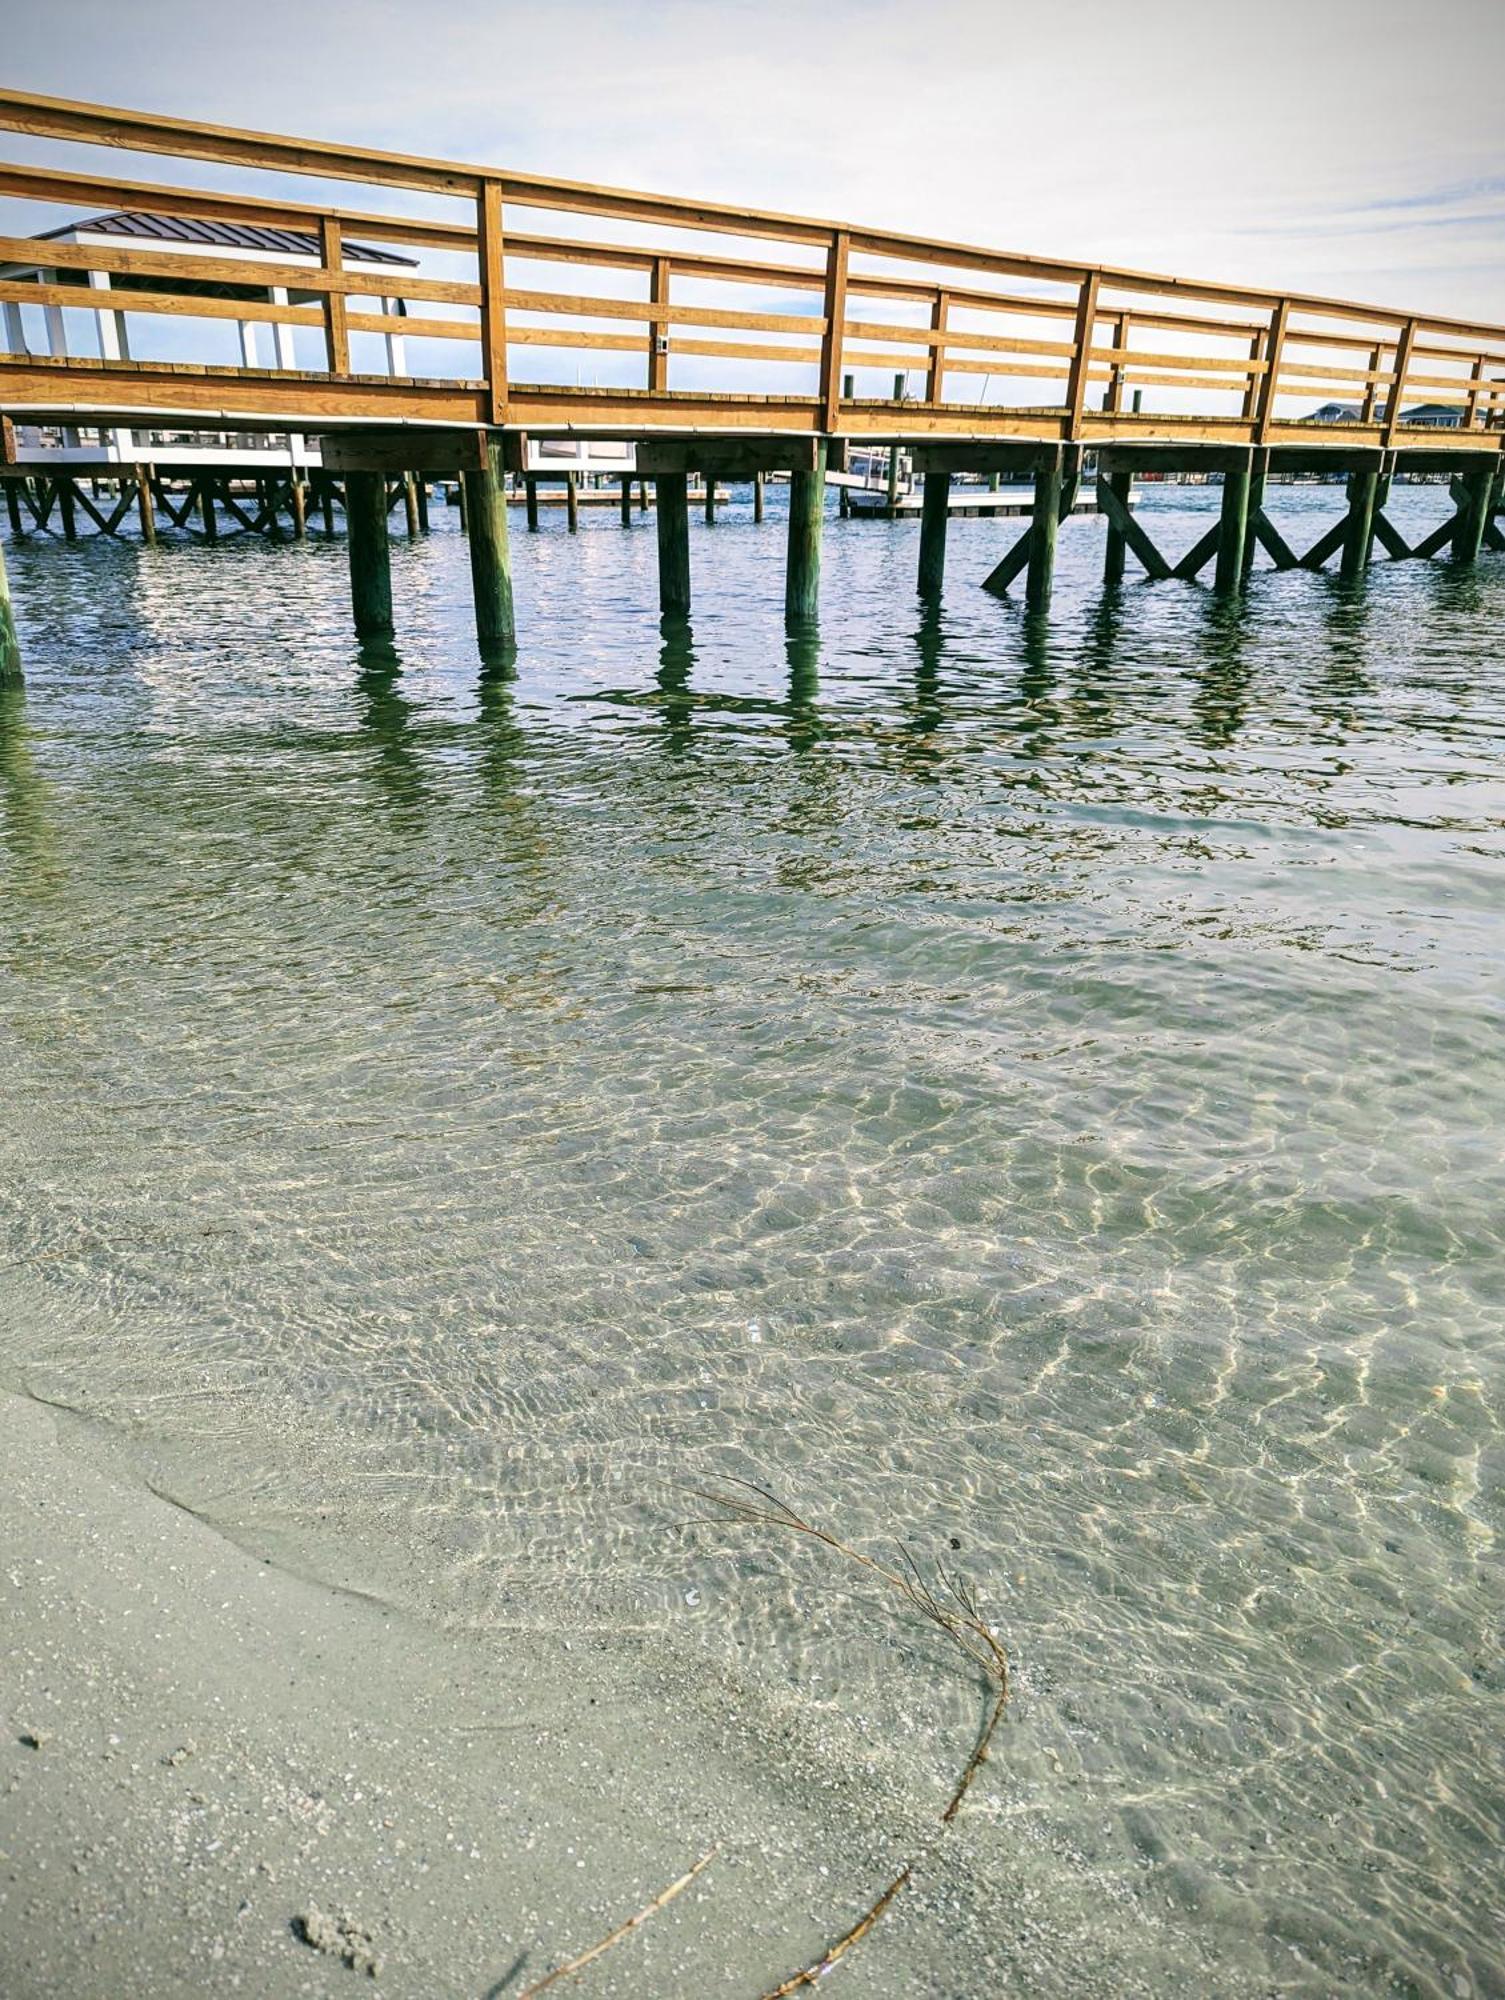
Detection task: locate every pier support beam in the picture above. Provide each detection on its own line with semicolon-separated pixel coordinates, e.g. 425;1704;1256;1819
1026;449;1064;611
344;470;393;642
524;477;539;532
655;472;691;617
461;439;517;659
620;476;633;527
1213;451;1253;593
134;467;156;546
1452;462;1494;566
1102;469;1132;586
565;473;579;533
785;443;828;621
1340;463;1380;578
917;471;951;599
5;482;22;540
753;471;765;524
0;526;20;685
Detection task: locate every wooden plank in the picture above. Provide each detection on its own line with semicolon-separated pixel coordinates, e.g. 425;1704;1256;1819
477;179;508;425
319;217;350;375
506;287;823;337
1299;516;1349;570
1253;300;1290;444
0;161;478;252
647;258;670;392
0;233;481;307
1382;320;1418;445
0;275;325;332
1172;519;1222;580
1371;512;1412;560
634;437;821;476
1063;271;1101;438
1095;473;1172;578
819;231;850;432
924;291;949;405
911;441;1060;475
5;90;1505;351
320;427;491;474
1251;509;1300;570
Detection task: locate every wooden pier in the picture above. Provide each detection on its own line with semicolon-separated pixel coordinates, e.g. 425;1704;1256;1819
0;88;1501;677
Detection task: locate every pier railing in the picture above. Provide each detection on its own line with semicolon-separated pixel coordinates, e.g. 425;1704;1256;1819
0;89;1503;450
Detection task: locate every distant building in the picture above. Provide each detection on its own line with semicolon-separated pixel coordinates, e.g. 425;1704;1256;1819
1303;399;1462;429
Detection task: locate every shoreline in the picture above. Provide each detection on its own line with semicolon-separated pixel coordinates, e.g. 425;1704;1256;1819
1;1388;1055;1999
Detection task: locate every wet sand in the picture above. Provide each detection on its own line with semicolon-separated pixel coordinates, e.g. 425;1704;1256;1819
0;1389;1051;1999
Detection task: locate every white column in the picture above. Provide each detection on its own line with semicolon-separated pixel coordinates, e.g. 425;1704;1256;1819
383;296;407;377
238;320;261;368
43;275;79;449
268;288;305;466
87;271;133;460
270;287;297;370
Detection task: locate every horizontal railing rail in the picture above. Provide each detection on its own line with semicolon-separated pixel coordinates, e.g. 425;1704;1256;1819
0;89;1502;446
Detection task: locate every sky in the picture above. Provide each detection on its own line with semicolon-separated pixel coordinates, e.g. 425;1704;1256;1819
4;0;1503;321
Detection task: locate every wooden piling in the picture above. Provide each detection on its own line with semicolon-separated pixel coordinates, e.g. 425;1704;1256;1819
1213;451;1253;593
1103;469;1132;585
566;472;579;532
785;443;828;622
456;478;469;536
1026;449;1063;611
917;471;950;599
655;472;691;617
638;480;649;513
620;476;633;526
6;480;25;540
753;471;765;523
289;476;307;540
402;472;420;539
415;478;430;533
524;476;539;532
461;438;517;657
1340;464;1379;578
58;477;78;542
134;467;156;546
1453;462;1494;566
0;525;20;685
197;477;217;544
320;475;336;538
344;469;393;641
1242;448;1269;578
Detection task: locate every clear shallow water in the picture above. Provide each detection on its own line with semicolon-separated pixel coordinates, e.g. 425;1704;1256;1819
1;483;1502;1997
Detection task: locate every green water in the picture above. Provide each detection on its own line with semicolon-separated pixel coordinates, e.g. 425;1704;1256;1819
1;484;1501;1997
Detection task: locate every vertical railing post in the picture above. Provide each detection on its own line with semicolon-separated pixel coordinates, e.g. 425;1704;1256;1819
1251;299;1289;444
1239;330;1265;424
1104;312;1129;414
477;178;509;427
1383;320;1418;445
924;290;949;407
818;230;850;436
319;217;350;376
1463;353;1485;433
1063;271;1101;439
648;257;670;394
1360;342;1383;427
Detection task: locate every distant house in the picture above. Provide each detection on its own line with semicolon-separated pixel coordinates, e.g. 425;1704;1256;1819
0;209;419;469
1303;399;1463;429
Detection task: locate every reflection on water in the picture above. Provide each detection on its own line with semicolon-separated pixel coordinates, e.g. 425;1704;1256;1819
1;484;1502;1997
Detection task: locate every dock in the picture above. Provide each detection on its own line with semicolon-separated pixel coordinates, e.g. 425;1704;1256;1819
0;87;1501;675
